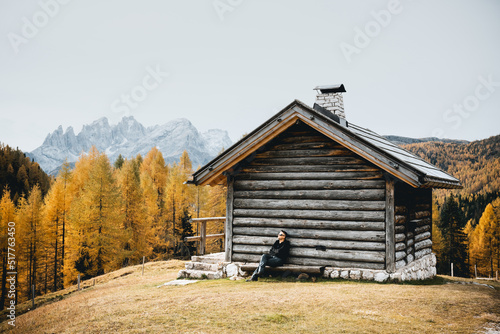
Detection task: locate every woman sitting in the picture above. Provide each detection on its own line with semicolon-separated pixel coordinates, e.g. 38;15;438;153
247;230;290;281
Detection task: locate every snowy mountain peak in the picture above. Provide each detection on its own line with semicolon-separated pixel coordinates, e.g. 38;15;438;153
28;117;233;175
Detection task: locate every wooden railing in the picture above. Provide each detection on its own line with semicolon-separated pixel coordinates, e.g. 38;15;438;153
184;217;225;255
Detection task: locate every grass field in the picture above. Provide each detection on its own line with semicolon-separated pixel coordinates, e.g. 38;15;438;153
1;260;499;333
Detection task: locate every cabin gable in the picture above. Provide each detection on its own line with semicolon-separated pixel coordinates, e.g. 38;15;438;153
229;121;390;269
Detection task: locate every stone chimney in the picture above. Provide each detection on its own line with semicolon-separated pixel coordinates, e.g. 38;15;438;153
314;84;346;119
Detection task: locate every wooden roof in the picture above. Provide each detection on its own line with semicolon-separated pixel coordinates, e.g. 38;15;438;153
190;100;462;189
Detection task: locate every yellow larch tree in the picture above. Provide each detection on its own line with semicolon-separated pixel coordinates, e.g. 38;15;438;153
0;188;16;309
140;147;169;259
475;200;500;276
65;148;124;283
115;157;150;265
42;162;72;291
16;185;44;300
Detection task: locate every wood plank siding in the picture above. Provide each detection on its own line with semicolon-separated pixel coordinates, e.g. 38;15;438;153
394;183;433;269
230;122;388;270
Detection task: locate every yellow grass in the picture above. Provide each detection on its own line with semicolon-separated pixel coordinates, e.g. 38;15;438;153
1;260;499;334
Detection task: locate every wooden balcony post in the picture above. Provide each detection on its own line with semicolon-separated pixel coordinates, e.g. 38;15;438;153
200;220;207;255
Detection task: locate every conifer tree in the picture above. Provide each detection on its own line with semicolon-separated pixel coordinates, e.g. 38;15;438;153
116;158;149;265
114;154;125;169
475;200;500;276
437;194;469;276
66;148;124;282
0;188;15;309
16;185;44;299
42;163;72;291
166;151;196;255
140;148;169;259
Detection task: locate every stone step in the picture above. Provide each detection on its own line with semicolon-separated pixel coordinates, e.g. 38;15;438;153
185;262;220;271
178;269;223;280
191;254;225;264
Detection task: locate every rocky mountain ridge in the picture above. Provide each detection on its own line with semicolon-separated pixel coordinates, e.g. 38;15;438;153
28;116;233;175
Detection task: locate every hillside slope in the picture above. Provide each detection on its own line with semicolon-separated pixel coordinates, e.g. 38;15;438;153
2;260;499;333
401;134;500;198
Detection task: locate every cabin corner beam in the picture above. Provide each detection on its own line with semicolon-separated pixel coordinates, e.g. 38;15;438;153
385;177;396;273
225;176;234;262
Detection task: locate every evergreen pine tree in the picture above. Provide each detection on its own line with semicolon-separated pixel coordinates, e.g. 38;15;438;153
437;194;469;276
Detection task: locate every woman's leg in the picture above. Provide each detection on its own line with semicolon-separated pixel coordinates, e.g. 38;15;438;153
249;254;272;281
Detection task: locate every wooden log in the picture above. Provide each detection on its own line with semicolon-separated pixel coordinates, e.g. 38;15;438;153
406;232;414;239
414;225;431;234
395;242;406;252
395;206;408;214
234;189;385;201
234;179;386;191
395;215;406;225
406;246;414;255
414;239;432;251
237;171;384;181
415;203;431;211
241;164;380;174
232;226;385;242
414;231;431;243
239;264;324;274
277;135;335;144
414;248;432;259
185;233;224;242
249;156;367;166
413;211;431;219
255;148;352;159
407;239;414;247
406;254;414;264
395;251;406;261
233;209;386;222
232;245;386;263
234;198;386;211
239;264;320;273
232;235;386;251
395;225;405;234
191;217;226;222
233;217;385;231
267;140;342;151
231;253;386;270
410;218;431;227
395;233;405;243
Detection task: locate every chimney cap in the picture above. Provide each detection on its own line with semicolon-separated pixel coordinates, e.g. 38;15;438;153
314;84;346;94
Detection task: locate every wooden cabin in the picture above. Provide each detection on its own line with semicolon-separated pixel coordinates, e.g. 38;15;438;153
189;85;461;276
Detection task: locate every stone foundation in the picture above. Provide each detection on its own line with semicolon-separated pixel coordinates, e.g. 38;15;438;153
180;253;437;283
322;254;437;282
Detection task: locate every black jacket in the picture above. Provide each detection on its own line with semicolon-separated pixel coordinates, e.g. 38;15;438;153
269;240;291;261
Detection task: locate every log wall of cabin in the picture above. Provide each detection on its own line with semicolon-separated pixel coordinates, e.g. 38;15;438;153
230;122;387;270
394;183;432;269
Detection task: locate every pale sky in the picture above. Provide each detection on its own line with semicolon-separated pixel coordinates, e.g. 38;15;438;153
1;0;499;152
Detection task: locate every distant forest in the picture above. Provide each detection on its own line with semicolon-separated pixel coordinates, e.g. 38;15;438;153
402;134;500;223
0;134;499;310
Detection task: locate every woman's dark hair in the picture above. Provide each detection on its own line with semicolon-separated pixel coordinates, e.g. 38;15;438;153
279;230;288;238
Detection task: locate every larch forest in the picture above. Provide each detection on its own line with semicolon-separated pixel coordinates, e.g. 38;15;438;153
0;133;499;309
